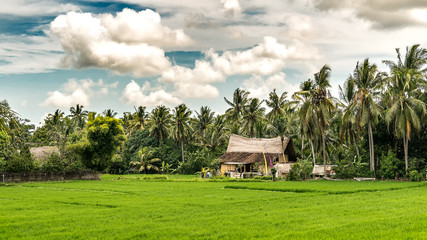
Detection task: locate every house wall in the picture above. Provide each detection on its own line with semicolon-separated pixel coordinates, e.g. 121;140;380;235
278;154;289;163
220;164;236;175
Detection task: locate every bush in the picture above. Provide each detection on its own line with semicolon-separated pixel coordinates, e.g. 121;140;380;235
379;150;403;180
334;157;369;179
41;153;66;172
3;147;34;173
409;170;422;182
287;163;301;181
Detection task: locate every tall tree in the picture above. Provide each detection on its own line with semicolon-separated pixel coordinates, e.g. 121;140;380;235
296;65;335;172
130;147;161;174
103;109;118;118
241;98;265;138
194;106;214;139
128;106;148;135
170;104;193;162
385;68;426;171
148;106;171;142
338;77;361;160
69;104;88;129
265;89;287;120
224;88;249;122
352;59;384;172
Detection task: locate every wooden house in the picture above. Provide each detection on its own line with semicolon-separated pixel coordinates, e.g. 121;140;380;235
219;134;297;177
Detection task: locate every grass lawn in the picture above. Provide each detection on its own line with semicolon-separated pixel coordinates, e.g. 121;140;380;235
0;176;426;239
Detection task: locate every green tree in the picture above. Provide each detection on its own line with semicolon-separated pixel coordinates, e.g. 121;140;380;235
130;147;161;174
128;106;148;135
194;106;214;139
241;98;265;138
385;68;426;171
148;105;171;142
265;89;287;120
69;104;88;129
170;104;193;162
352;59;384;172
224;88;249;122
68;116;126;171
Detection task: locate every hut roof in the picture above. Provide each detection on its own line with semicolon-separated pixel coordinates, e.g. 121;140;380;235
225;134;285;154
30;146;59;161
219;134;297;163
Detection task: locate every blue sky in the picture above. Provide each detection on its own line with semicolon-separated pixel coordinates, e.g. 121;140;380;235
1;0;427;124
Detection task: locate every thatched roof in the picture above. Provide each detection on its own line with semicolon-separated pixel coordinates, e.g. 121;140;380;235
219;134;297;164
312;165;337;176
30;146;59;161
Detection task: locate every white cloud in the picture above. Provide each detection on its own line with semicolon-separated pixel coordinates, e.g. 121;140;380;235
122;80;182;106
42;78;117;108
220;0;242;17
159;60;225;84
174;83;219;99
100;8;193;47
50;9;194;76
206;36;310;76
0;0;78;16
242;72;300;99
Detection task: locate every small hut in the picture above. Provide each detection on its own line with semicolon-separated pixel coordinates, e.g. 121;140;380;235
219;134;297;177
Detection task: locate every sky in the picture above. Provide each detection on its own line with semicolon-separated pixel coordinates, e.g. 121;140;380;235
1;0;427;125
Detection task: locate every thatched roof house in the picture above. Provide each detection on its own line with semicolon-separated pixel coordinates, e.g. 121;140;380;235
30;146;59;162
219;134;296;177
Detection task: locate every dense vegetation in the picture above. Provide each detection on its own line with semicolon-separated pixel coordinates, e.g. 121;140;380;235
0;45;426;179
0;178;425;239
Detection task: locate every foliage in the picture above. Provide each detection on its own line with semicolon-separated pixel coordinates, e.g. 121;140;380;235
379;150;404;179
68;116;126;172
409;170;423;182
40;152;66;172
334;157;369;179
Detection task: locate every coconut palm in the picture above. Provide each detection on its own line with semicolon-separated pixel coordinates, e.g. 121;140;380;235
69;104;88;129
385;68;426;171
128;106;148;135
338;77;361;160
194;106;214;139
352;58;385;172
103;109;118;118
241;98;265;138
297;65;335;172
130;147;161;174
383;44;427;74
0;100;18;133
224;88;249;122
266;89;287;120
148;105;171;142
170;104;193;162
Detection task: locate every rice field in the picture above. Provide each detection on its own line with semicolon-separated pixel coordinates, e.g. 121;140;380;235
0;175;426;239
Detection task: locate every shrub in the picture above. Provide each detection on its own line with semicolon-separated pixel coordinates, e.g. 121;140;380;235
409;170;422;182
287;163;301;181
41;152;66;172
379;150;403;180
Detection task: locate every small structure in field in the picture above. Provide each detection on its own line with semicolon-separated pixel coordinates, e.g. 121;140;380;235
219;134;297;178
30;146;59;161
312;165;337;177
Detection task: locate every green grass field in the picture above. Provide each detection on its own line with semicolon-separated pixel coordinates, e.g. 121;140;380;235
0;175;426;239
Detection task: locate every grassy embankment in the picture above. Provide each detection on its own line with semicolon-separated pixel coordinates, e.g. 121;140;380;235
0;175;426;239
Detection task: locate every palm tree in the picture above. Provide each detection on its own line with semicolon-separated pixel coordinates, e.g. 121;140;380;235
224;88;249;122
130;147;161;174
103;109;118;118
46;109;65;145
148;106;171;142
352;58;385;172
128;106;148;135
69;104;88;129
338;77;360;160
241;98;265;138
0;100;18;133
170;104;193;162
266;89;287;120
383;44;427;74
385;68;426;171
296;65;335;172
194;106;214;139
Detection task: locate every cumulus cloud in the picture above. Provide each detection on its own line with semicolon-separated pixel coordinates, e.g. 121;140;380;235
0;0;78;16
174;83;219;99
242;72;299;99
220;0;242;17
122;80;181;106
206;36;317;76
312;0;427;29
159;60;225;84
50;9;193;76
42;78;118;108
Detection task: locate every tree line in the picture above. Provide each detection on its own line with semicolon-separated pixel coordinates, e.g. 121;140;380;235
0;44;426;180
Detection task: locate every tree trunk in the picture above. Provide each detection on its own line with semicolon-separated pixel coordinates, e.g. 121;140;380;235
404;135;408;172
181;138;185;162
310;139;316;165
322;130;326;177
301;135;305;159
368;120;375;172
